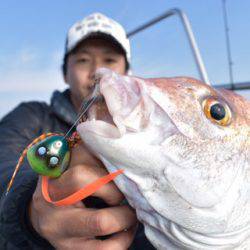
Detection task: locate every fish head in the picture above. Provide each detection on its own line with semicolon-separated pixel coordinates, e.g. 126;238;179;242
77;68;250;234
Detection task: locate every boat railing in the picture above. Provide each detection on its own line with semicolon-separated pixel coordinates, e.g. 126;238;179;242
127;8;250;92
127;8;210;85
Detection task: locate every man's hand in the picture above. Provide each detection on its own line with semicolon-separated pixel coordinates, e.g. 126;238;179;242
29;143;138;250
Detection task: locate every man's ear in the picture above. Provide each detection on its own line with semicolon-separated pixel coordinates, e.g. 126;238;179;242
62;65;69;85
63;73;69;85
62;54;69;84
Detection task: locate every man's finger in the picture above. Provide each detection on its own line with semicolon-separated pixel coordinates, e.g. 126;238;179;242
49;164;124;205
60;205;137;238
62;226;137;250
100;225;138;249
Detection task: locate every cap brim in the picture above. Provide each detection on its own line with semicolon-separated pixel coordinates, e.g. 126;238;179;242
66;31;127;56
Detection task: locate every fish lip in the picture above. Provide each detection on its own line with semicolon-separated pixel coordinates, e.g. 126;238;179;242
77;120;121;139
78;92;122;138
80;84;117;128
79;101;180;142
79;94;181;141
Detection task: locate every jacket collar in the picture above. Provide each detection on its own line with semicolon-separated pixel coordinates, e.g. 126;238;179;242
50;89;77;125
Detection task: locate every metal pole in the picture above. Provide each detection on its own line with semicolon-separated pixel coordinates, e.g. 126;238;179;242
127;8;211;85
222;0;234;88
215;81;250;90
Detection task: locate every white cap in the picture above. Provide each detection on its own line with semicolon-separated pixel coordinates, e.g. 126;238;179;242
65;13;131;65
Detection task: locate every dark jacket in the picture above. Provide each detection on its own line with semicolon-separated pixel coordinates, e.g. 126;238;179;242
0;89;155;250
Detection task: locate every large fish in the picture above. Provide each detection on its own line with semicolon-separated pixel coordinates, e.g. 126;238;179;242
77;68;250;250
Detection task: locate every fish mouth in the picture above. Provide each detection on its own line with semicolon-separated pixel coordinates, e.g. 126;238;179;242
78;93;122;139
77;69;179;141
78;90;179;142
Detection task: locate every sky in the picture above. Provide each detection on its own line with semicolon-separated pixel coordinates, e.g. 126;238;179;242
0;0;249;118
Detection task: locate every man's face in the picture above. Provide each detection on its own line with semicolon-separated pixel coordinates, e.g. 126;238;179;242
64;37;127;111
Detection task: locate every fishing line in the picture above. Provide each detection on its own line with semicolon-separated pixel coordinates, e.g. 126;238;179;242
63;82;100;139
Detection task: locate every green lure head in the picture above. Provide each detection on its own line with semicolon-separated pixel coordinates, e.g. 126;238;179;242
27;135;70;178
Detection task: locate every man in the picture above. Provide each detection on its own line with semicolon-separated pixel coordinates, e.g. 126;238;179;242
0;13;155;249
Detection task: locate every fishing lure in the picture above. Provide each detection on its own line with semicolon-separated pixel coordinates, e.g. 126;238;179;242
6;83;123;206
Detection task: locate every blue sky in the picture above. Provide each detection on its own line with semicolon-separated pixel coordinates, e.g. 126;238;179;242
0;0;249;118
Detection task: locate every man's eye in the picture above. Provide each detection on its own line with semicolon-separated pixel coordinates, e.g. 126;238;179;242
77;58;89;63
105;58;116;64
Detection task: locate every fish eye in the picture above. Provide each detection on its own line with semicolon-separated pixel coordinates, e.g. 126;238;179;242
48;156;59;168
210;103;225;120
202;97;231;126
37;146;47;157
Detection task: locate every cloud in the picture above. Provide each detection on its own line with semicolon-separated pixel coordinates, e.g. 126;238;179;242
19;49;37;63
1;68;65;92
0;48;65;92
0;48;66;118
